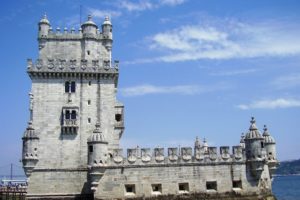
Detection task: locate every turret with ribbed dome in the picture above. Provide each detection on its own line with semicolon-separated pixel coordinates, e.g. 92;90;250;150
81;15;98;37
87;122;108;166
87;122;108;193
262;125;279;177
38;14;50;37
245;117;265;160
22;121;39;176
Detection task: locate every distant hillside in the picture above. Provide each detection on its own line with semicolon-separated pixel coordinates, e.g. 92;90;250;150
275;159;300;175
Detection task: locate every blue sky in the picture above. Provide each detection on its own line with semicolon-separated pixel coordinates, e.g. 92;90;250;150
1;0;300;175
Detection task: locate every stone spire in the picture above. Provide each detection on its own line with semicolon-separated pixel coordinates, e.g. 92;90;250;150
245;117;262;139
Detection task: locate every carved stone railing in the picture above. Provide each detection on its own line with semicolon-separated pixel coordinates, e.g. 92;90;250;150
27;59;119;74
106;146;245;166
62;119;78;134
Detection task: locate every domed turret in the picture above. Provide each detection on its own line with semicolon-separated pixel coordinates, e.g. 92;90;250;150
87;123;108;166
244;117;264;160
239;133;245;148
87;123;108;193
102;16;113;54
22;121;39;176
262;125;276;160
38;14;50;37
262;125;279;177
203;138;208;153
194;136;201;149
81;15;98;37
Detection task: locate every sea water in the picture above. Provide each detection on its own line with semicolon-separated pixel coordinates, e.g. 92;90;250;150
273;175;300;200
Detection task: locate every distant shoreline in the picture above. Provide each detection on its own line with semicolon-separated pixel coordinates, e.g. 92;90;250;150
273;174;300;177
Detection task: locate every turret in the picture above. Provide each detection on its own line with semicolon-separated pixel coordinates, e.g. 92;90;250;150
87;123;108;193
244;117;265;178
239;133;245;149
81;15;98;37
262;125;279;176
102;16;113;40
22;121;39;176
102;16;113;64
38;14;50;38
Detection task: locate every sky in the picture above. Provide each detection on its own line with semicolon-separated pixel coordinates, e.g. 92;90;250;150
0;0;300;175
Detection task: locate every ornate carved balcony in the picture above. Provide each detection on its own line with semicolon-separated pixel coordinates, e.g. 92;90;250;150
62;119;78;134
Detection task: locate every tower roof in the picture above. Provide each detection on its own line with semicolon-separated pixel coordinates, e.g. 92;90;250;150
102;16;112;25
23;121;38;139
245;117;263;139
39;14;50;25
263;125;276;144
88;123;107;143
81;15;97;28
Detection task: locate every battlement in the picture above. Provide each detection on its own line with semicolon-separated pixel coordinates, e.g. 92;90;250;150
91;146;245;167
27;58;119;74
38;27;109;41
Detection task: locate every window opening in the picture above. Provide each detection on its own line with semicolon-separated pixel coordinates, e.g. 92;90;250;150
179;183;189;192
125;184;135;194
233;180;242;189
71;110;76;119
65;82;70;93
71;81;76;93
88;100;91;105
89;145;93;153
88;118;91;123
151;184;162;193
115;114;122;122
206;181;217;191
66;110;70;119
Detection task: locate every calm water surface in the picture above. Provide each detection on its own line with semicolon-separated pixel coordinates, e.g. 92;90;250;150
273;175;300;200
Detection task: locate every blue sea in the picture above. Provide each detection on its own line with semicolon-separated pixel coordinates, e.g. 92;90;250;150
273;175;300;200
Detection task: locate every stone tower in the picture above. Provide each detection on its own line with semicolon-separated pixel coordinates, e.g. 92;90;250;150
22;15;124;198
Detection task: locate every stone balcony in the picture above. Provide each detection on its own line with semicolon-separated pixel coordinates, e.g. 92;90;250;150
62;119;78;134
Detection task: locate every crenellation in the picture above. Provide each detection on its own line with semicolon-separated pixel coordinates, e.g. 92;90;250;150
106;146;246;166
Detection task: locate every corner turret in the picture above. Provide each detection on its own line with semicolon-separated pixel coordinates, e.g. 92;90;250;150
244;117;266;178
22;121;39;176
102;16;113;64
81;15;98;37
263;125;279;177
38;14;50;38
87;123;108;193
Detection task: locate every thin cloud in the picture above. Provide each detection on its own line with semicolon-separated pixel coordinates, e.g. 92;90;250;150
210;69;259;76
118;0;186;12
127;19;300;64
120;83;230;96
89;8;122;19
271;73;300;89
237;98;300;110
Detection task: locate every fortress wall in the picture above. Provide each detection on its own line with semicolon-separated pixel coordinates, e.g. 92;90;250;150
26;169;89;197
95;163;261;199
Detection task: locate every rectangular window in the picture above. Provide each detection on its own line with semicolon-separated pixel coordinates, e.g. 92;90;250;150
71;110;76;119
233;180;242;189
125;184;135;195
206;181;217;191
89;145;93;153
151;184;162;194
65;82;70;93
179;183;189;193
65;110;70;119
65;81;76;93
71;81;76;93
